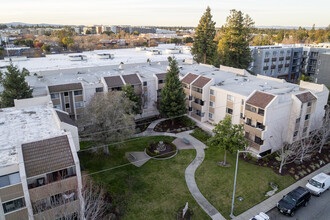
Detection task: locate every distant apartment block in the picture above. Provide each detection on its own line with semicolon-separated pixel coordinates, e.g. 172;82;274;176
0;96;82;220
315;53;330;86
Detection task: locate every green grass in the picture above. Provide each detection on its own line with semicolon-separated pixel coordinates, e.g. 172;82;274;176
196;146;295;219
79;136;210;220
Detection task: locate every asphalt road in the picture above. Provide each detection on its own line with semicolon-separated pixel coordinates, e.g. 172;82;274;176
267;190;330;220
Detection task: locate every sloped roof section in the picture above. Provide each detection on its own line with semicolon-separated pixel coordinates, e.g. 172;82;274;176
247;91;275;109
192;76;211;88
56;110;76;127
155;73;167;80
296;91;317;103
122;74;141;85
181;73;199;84
48;83;82;93
22;135;74;178
104;75;124;88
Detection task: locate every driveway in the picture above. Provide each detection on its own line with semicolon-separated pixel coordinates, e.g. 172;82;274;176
267;191;330;220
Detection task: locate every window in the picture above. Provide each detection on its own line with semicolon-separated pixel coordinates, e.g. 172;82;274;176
64;92;69;97
65;103;70;109
293;131;298;137
0;172;21;188
75;102;83;108
192;86;203;93
240;113;244;119
188;95;192;100
54;105;61;110
257;108;264;116
256;122;265;130
50;93;59;99
307;102;312;107
188;107;192;112
247;118;252;125
255;136;264;145
158;80;164;84
303;127;308;133
210;89;215;95
305;114;310;120
227;94;234;102
2;197;25;214
246;104;256;113
209;113;213;119
143;81;147;86
95;87;103;93
226;107;233;115
73;90;82;96
209;101;214;107
296;118;300;124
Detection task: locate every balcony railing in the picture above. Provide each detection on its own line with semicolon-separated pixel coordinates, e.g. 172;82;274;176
286;56;291;60
264;58;270;62
271;65;276;69
272;58;277;62
263;66;269;70
279;57;284;61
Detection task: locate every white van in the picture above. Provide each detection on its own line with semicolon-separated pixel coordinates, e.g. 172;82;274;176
306;172;330;196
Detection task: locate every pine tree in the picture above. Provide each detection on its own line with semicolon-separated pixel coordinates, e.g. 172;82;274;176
218;10;255;69
191;6;217;65
159;57;186;123
0;63;33;108
208;116;247;165
122;84;142;115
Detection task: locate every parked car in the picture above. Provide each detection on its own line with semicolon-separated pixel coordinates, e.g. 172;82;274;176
249;212;270;220
306;172;330;196
277;186;311;216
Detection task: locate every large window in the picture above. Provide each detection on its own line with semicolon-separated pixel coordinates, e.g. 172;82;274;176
158;80;164;84
255;136;264;145
227;94;234;102
75;102;84;108
245;104;256;113
209;113;213;119
210;89;215;95
192;86;203;94
209;101;214;107
305;114;310;120
95;87;103;93
73;90;82;96
0;172;21;188
226;107;233;115
2;197;25;214
258;108;265;116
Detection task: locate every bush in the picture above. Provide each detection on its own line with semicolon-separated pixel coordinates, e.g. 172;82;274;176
145;140;177;158
178;116;196;127
190;128;211;144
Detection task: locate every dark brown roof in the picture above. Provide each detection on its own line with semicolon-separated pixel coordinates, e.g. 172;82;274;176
246;91;275;109
122;74;141;85
181;73;199;85
56;110;77;127
155;73;167;80
192;76;211;88
103;76;124;88
22;135;75;178
48;83;82;93
296;92;317;103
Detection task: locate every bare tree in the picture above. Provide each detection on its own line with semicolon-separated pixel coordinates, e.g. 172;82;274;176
79;91;136;154
315;107;330;153
276;142;300;174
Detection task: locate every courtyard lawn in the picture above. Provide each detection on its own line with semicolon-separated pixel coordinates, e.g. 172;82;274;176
79;136;210;220
196;146;295;219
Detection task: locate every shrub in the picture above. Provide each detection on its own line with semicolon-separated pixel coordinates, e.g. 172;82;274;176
178;116;196;127
190;128;211;144
294;175;300;180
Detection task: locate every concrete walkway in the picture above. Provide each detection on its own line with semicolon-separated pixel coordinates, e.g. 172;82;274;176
234;163;330;220
125;152;151;167
146;118;167;132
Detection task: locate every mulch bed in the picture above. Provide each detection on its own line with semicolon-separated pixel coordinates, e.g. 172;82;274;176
146;141;177;158
154;118;196;133
135;115;161;133
241;146;330;180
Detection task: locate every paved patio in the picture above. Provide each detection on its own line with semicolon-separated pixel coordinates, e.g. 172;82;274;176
125;152;151;167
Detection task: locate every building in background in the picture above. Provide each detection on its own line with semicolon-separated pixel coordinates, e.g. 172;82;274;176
315;53;330;86
0;96;82;220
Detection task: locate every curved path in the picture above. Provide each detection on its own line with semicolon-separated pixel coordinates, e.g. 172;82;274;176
134;122;225;220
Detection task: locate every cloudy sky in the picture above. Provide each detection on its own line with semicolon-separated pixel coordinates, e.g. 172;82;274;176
1;0;329;27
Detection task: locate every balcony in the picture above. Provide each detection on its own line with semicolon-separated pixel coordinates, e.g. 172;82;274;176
286;56;291;60
184;88;190;95
272;58;277;62
191;112;202;121
246;139;260;151
279;57;284;61
271;65;276;69
263;66;269;70
264;58;270;62
278;64;283;68
285;63;290;67
191;90;203;100
0;184;24;202
4;208;28;220
191;101;202;111
29;176;78;202
244;123;263;138
244;110;264;124
33;200;80;220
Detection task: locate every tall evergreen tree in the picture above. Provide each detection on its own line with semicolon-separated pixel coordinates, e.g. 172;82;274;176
0;63;33;108
159;57;186;123
191;6;217;65
122;84;142;115
218;10;255;69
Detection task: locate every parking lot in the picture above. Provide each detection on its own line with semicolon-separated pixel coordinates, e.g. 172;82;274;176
267;191;330;220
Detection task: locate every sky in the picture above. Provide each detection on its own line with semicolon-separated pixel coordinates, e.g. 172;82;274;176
1;0;329;27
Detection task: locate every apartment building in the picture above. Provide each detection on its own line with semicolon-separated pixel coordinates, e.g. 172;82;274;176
315;53;330;86
250;45;303;81
302;46;330;80
0;96;83;220
180;64;329;156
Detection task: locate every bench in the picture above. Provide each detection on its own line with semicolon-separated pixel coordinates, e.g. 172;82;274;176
182;138;190;145
129;153;137;161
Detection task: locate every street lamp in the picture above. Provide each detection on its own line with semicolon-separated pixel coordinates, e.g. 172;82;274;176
230;150;261;218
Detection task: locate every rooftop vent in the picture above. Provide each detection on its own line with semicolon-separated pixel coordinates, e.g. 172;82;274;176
119;63;124;70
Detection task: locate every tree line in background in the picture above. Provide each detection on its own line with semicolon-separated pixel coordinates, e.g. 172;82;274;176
191;7;330;70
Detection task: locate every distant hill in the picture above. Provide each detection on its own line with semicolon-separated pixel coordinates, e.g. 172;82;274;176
2;22;66;27
256;26;326;30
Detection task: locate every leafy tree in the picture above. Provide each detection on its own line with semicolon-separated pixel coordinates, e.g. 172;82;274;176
218;9;254;69
191;6;217;65
122;84;142;115
62;37;74;49
252;34;272;46
276;30;285;43
159;57;186;124
298;74;312;84
183;37;194;43
41;44;51;53
0;63;33;107
208;116;247;165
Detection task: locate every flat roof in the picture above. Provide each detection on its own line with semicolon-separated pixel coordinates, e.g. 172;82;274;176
0;105;64;168
0;44;192;73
